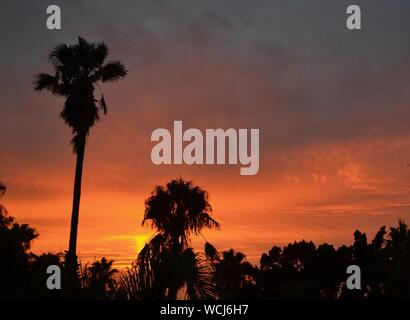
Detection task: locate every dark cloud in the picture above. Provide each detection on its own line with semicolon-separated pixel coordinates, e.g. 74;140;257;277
2;0;410;155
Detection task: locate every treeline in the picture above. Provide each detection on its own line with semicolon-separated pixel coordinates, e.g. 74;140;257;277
1;208;410;299
208;223;410;299
1;179;410;300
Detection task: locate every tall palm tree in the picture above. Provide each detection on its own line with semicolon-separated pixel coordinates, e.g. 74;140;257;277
33;37;127;260
140;178;220;299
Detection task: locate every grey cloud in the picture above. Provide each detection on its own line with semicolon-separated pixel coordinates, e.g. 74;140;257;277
2;0;410;188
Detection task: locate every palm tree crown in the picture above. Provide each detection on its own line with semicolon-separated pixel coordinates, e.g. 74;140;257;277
143;178;220;251
34;36;127;151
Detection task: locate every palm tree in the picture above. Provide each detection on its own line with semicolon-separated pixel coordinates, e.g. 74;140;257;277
81;257;118;299
33;37;127;260
143;179;219;250
140;178;220;299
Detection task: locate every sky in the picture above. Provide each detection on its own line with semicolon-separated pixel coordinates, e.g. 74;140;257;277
1;0;410;268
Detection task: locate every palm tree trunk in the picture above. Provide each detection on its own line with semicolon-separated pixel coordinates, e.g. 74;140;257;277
68;133;86;258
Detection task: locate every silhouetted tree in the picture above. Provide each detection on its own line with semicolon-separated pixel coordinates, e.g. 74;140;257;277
134;179;220;300
385;220;410;298
26;253;64;299
33;37;127;262
0;185;117;299
0;184;38;298
210;249;256;299
81;257;118;299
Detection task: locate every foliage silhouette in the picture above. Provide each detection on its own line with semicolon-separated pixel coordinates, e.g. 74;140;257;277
33;37;127;261
80;257;118;299
0;183;117;299
122;179;219;300
0;211;38;298
208;248;256;299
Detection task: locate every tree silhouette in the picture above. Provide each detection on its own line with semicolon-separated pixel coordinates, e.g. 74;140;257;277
27;253;64;299
210;248;255;299
33;37;127;261
0;184;39;298
81;257;118;299
135;178;220;299
385;220;410;298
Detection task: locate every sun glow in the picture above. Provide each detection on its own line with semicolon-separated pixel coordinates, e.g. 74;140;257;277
134;233;152;254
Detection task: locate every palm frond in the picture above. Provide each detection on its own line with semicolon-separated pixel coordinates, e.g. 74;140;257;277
205;242;219;262
94;60;127;82
199;212;220;230
48;43;75;67
119;260;165;300
184;249;216;300
93;42;109;67
0;182;6;216
33;73;59;94
99;94;107;115
0;182;6;196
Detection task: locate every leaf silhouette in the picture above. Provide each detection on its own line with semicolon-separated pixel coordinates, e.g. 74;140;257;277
100;94;107;115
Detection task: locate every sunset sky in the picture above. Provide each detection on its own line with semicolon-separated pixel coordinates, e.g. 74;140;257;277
2;0;410;268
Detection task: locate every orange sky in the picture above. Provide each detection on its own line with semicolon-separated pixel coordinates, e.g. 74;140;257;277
2;1;410;269
4;134;410;268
